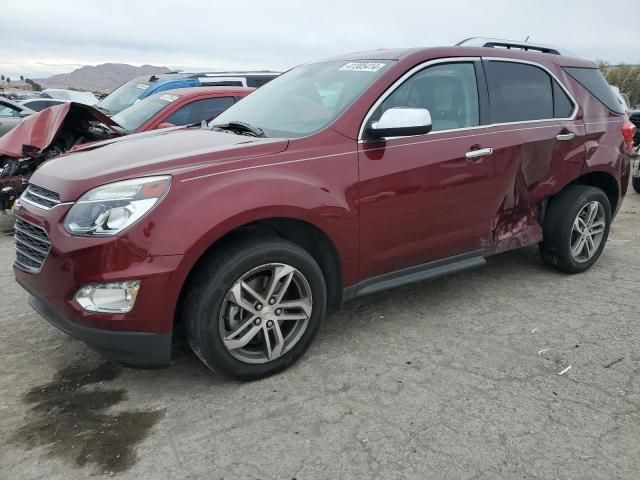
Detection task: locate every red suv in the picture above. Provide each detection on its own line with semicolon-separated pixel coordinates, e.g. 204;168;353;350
13;39;635;380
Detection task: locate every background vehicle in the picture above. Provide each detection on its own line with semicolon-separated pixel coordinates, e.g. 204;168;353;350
111;86;252;132
13;40;635;380
19;98;69;112
0;87;252;209
40;88;99;106
96;71;279;115
631;109;640;192
0;98;34;137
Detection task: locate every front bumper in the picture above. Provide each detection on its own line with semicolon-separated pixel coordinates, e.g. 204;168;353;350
12;202;197;367
26;292;171;367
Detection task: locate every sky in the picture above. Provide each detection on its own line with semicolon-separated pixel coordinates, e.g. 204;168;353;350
1;0;639;80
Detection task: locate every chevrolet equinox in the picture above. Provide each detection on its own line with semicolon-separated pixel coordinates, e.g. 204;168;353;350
13;39;636;379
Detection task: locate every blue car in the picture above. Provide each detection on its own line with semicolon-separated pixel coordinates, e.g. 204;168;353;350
96;71;279;115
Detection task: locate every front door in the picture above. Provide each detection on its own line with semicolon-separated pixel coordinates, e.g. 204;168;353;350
358;60;498;280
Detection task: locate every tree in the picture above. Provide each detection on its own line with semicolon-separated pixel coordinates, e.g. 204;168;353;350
6;77;10;86
20;75;24;85
600;63;640;108
25;78;42;92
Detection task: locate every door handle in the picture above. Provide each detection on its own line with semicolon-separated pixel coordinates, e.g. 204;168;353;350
556;133;575;141
465;147;493;160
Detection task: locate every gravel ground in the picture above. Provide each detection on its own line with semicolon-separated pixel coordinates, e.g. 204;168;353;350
0;190;639;480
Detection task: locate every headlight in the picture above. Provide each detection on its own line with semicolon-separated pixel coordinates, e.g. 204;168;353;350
64;176;171;236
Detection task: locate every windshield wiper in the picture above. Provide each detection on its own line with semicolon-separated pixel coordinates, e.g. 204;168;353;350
210;121;265;138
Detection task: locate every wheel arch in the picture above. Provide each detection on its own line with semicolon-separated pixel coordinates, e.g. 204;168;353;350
570;170;620;214
175;216;345;330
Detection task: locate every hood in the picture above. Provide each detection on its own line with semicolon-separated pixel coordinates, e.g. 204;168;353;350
0;102;120;158
31;127;289;201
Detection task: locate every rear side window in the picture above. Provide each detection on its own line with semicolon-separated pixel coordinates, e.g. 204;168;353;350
207;81;244;87
564;67;625;114
552;82;574;118
166;97;235;125
246;77;272;88
485;61;574;122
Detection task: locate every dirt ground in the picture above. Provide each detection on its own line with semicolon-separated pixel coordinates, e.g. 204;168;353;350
0;189;639;480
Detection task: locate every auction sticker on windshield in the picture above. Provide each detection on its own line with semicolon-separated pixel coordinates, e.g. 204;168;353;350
340;62;387;72
158;94;180;102
136;83;150;90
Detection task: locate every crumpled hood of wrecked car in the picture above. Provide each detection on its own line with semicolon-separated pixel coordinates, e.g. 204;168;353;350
29;128;290;201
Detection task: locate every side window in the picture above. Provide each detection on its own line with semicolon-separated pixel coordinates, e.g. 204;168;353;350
246;77;272;88
552;81;574;118
0;104;20;117
207;81;244;87
166;97;235;125
486;61;555;122
374;62;480;132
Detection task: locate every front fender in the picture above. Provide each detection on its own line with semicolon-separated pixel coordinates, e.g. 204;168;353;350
118;146;360;285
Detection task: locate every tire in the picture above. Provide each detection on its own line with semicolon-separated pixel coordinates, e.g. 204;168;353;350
539;185;611;274
184;235;327;380
632;176;640;194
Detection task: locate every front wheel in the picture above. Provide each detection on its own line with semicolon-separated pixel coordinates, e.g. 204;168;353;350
632;176;640;194
540;185;611;274
184;236;327;380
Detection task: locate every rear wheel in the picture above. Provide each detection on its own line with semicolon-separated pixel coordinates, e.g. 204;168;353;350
540;185;611;274
184;236;327;380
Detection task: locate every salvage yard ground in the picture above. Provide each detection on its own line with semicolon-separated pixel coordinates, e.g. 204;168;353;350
0;189;639;480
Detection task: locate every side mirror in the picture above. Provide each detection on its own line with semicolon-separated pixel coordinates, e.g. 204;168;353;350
155;122;175;130
366;107;432;140
19;111;32;117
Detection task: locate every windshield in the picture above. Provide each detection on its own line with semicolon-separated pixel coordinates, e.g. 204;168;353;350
112;93;181;131
211;60;393;138
97;80;151;115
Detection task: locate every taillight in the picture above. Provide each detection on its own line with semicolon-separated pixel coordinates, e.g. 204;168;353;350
623;119;636;153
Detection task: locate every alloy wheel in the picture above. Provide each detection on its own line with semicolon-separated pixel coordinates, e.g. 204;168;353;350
570;200;606;263
218;263;313;364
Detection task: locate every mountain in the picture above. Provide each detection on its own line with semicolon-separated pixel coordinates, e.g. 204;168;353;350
37;63;173;92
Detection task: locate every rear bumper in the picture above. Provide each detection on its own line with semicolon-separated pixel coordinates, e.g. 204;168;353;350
632;157;640;178
27;292;172;367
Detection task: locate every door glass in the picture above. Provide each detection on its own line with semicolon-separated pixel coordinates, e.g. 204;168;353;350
486;61;555;122
167;97;235;125
552;81;574;118
0;104;20;117
374;62;480;132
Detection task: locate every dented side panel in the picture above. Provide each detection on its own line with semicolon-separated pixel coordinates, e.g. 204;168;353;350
483;118;585;255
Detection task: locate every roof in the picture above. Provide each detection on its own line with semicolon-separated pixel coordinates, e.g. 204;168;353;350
159;86;255;97
324;48;421;61
130;71;281;83
320;45;595;68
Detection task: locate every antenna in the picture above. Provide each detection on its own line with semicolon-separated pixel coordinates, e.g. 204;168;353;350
524;35;530;43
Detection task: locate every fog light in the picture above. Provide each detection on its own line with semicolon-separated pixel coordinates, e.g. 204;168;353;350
74;281;141;313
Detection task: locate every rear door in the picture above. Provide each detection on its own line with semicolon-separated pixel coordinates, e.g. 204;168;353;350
481;59;585;251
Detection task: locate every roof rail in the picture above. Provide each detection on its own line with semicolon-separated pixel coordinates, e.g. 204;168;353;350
456;37;577;57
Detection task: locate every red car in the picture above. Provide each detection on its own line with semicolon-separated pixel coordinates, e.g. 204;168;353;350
109;86;253;132
13;39;635;380
0;87;253;209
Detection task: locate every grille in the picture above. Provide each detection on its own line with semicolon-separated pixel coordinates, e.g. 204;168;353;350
14;217;51;273
22;184;61;209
